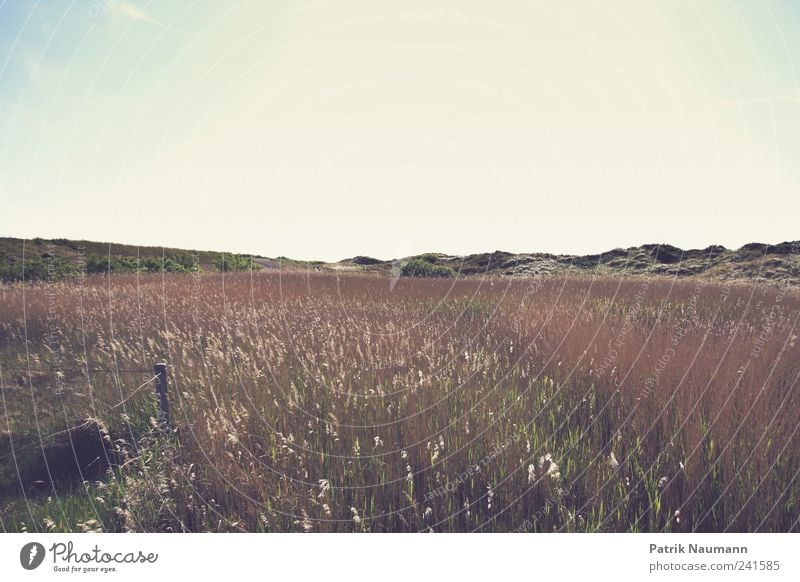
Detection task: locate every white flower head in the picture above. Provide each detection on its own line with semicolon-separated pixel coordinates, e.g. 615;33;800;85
318;479;331;499
538;453;561;480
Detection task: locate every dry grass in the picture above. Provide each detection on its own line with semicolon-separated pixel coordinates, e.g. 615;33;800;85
1;271;798;532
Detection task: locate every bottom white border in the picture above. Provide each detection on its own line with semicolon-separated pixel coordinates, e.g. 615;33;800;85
1;533;797;581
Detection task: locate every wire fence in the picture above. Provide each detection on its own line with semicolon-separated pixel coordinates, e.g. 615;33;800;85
1;367;153;374
0;369;163;463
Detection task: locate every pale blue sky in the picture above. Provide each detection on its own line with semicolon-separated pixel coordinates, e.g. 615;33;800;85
1;0;798;260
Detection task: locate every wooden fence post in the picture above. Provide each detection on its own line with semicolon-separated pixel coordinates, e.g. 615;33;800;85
153;362;171;429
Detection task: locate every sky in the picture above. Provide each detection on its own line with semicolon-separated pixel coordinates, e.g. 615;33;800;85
0;0;798;261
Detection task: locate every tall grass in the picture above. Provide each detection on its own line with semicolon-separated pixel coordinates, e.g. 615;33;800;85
0;272;798;532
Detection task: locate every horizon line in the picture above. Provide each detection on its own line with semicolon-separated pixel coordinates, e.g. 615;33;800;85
2;234;798;264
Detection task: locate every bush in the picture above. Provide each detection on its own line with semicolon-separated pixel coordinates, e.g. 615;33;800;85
86;254;139;274
0;255;79;282
213;253;259;272
85;254;200;275
400;258;456;278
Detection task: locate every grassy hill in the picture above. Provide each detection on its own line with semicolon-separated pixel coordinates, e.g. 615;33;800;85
1;236;799;285
0;237;273;281
408;241;800;285
341;240;800;286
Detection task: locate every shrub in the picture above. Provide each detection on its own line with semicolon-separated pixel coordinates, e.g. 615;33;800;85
85;254;200;275
213;253;259;272
0;255;79;282
400;257;456;278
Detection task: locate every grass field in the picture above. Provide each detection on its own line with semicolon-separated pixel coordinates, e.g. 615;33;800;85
1;271;798;532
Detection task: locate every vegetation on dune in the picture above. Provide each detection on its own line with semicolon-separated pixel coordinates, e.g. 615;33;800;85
213;253;260;272
401;257;457;278
2;237;799;284
1;271;798;532
0;238;268;281
351;256;383;266
85;253;201;275
0;251;80;282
